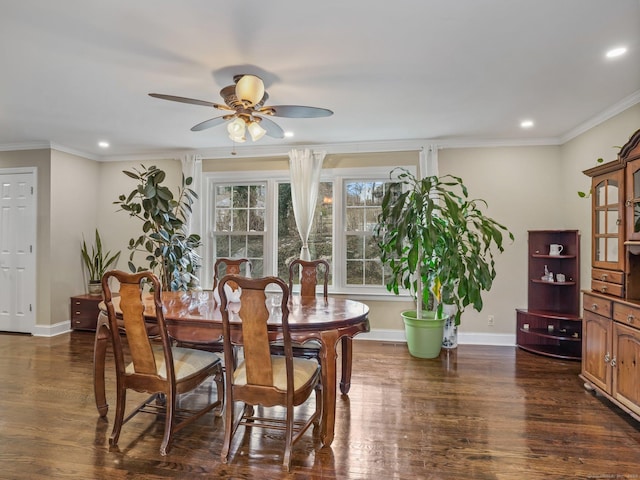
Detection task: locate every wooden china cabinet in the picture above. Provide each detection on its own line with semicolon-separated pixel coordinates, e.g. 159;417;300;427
582;128;640;421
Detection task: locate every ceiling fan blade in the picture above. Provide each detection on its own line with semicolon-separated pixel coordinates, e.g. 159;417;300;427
149;93;230;110
262;105;333;118
256;116;285;139
191;116;230;132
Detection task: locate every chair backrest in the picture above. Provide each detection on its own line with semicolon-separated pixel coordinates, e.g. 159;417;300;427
219;274;293;396
288;258;329;299
102;270;174;382
213;258;252;289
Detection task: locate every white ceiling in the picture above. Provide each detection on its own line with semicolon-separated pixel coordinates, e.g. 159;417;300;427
1;0;639;160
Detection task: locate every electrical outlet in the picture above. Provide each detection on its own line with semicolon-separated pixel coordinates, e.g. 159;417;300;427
487;315;495;326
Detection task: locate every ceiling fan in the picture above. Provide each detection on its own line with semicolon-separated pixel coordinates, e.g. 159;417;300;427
149;74;333;143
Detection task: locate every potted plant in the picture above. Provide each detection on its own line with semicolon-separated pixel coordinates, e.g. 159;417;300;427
114;164;201;291
374;168;513;358
81;229;121;295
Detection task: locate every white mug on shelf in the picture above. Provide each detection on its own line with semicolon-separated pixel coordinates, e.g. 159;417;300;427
549;244;564;256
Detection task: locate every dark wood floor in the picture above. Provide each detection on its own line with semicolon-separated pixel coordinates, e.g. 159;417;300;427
1;332;639;479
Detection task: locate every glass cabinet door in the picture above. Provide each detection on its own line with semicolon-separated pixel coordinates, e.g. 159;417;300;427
626;158;640;241
593;170;624;270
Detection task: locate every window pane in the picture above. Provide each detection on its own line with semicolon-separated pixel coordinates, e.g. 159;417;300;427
229;236;246;257
249;209;264;231
215;185;231;207
232;209;247;231
364;260;383;285
346;208;364;231
215;208;231;231
247;235;263;257
232;185;248;208
346;260;364;285
346;235;364;259
215;236;229;257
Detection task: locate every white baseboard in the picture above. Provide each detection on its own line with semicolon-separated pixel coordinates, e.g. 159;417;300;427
357;328;516;346
31;324;516;346
32;321;71;337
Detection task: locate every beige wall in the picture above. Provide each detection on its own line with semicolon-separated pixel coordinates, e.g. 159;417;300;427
437;145;563;335
50;149;100;325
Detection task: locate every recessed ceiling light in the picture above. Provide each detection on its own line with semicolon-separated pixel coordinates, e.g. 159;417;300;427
606;46;627;58
98;141;110;148
284;131;294;138
520;120;534;129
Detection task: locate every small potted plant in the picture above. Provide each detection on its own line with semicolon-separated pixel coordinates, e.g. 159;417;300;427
81;229;121;295
374;168;513;358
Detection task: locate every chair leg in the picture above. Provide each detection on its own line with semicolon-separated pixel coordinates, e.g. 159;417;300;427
220;395;234;463
160;391;176;456
282;404;294;472
109;384;126;447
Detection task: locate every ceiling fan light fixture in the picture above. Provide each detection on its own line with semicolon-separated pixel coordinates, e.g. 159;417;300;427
236;74;265;107
227;117;246;142
248;120;267;141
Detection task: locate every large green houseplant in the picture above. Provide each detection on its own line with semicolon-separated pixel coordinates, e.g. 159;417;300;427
81;229;121;295
114;165;201;291
374;168;513;357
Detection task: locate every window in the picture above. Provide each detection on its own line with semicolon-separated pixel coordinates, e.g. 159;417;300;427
205;166;412;294
344;180;398;286
211;183;266;276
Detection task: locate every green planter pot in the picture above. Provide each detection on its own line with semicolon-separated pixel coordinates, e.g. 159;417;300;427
402;310;445;359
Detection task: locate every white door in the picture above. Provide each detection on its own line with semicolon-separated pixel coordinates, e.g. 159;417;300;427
0;171;36;333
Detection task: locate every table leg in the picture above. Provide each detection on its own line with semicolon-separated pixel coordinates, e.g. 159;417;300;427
319;330;340;447
93;312;110;417
339;337;353;395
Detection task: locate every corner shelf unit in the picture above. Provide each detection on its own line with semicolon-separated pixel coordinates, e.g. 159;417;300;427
516;230;581;360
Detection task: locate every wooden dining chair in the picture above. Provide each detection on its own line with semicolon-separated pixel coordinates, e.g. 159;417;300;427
288;258;329;300
101;270;224;456
281;258;354;395
218;274;322;471
175;257;252;356
212;257;252;290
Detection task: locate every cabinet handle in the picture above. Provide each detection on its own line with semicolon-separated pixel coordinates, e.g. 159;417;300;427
591;304;598;311
601;274;608;280
600;285;608;292
627;313;635;324
610;357;617;367
616;218;622;226
626;199;632;207
604;352;610;363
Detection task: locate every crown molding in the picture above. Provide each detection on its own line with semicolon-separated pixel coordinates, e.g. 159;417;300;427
560;89;640;144
0;141;51;152
50;143;100;161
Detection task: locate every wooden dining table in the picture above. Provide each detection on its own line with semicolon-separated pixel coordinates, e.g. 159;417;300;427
93;289;370;447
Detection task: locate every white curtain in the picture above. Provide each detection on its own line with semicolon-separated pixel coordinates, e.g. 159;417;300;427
180;154;202;235
288;148;326;260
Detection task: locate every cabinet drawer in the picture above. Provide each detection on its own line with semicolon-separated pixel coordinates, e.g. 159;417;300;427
583;293;612;318
612;303;640;329
592;268;624;285
71;301;98;318
72;315;98;330
591;279;624;298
